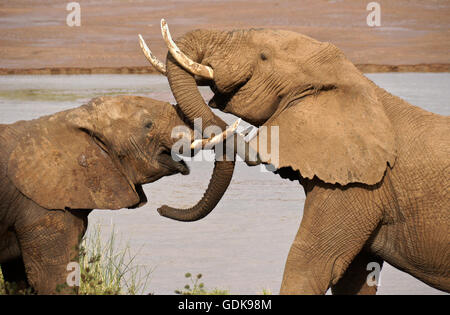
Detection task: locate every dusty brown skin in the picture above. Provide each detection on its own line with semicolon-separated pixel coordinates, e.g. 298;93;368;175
0;95;198;294
162;28;450;294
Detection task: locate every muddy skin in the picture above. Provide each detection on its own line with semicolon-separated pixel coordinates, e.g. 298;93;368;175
0;95;199;294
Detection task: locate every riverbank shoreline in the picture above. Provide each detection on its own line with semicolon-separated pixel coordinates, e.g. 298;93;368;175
1;64;449;75
2;1;448;72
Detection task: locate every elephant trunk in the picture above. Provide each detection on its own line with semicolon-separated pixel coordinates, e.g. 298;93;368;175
167;31;221;128
157;160;234;221
160;30;235;221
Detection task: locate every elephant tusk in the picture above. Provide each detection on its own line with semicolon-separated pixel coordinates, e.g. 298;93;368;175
160;19;214;80
138;34;167;75
190;118;241;150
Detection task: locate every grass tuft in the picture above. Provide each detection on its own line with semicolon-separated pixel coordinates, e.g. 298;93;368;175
0;272;5;295
0;224;152;295
78;224;153;295
175;272;229;295
260;288;272;295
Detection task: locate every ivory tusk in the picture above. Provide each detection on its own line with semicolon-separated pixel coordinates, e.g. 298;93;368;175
190;119;241;150
160;19;214;80
138;34;167;75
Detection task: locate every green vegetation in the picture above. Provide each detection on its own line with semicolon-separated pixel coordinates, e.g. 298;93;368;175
77;225;152;295
0;270;32;295
0;224;152;295
0;272;5;295
260;288;272;295
0;225;271;295
175;273;229;295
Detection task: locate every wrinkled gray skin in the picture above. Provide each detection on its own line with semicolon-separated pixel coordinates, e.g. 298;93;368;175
0;95;200;294
163;28;450;294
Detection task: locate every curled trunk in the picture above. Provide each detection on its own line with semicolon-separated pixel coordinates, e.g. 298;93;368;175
157;160;234;221
159;30;235;221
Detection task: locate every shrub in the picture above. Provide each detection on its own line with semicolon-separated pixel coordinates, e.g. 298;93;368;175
0;224;152;295
175;273;229;295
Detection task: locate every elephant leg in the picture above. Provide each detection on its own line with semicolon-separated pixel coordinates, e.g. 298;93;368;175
280;184;382;294
331;250;383;295
1;257;31;294
16;208;88;294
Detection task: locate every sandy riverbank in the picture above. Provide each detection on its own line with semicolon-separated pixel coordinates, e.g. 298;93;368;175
1;63;449;75
1;0;449;71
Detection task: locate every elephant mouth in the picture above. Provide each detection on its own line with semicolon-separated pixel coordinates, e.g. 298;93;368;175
158;150;190;176
208;80;247;113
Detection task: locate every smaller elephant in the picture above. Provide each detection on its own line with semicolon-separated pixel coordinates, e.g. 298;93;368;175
0;95;236;294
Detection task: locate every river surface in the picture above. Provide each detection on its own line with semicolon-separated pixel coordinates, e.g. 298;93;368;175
0;73;448;294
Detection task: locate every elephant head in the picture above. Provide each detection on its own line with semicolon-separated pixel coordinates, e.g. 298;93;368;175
139;20;398;220
138;25;240;222
7;95;237;213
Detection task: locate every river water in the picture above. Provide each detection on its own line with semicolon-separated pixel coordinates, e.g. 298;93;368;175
0;73;448;294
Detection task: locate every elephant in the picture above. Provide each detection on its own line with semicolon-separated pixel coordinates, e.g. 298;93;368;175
0;95;237;294
139;20;450;294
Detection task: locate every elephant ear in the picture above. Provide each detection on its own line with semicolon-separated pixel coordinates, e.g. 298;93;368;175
7;114;142;210
249;83;396;185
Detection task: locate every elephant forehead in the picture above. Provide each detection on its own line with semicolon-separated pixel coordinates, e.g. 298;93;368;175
93;96;170;121
83;96;134;119
123;96;174;119
250;29;326;56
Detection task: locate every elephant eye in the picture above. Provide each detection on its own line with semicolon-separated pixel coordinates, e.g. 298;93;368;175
144;121;153;129
260;53;268;61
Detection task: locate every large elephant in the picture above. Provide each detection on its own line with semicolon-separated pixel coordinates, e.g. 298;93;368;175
0;95;236;294
139;21;450;294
